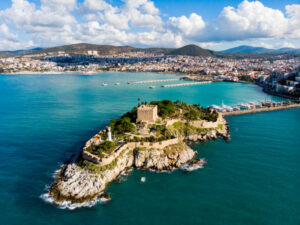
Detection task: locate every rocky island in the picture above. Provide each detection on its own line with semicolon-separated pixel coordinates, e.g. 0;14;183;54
47;100;229;207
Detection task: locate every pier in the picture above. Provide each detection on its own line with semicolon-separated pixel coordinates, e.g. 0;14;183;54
222;103;300;116
161;81;212;88
128;79;179;84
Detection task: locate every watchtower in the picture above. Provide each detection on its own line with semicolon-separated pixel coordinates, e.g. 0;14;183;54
136;105;158;123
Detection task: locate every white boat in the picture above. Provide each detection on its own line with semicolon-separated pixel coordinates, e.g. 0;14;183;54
141;177;146;182
149;86;156;89
115;82;120;86
102;83;108;86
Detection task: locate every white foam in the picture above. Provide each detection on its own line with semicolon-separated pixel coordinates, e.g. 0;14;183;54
181;159;206;172
181;163;204;172
40;187;108;210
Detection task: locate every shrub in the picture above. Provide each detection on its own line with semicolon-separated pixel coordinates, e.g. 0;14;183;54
111;117;136;134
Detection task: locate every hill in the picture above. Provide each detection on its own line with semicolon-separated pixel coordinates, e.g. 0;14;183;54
1;43;298;58
222;45;300;54
168;44;222;57
0;52;15;58
37;43;136;55
221;45;273;54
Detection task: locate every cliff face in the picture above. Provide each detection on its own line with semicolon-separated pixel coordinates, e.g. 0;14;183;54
50;143;196;204
47;105;230;206
134;144;196;170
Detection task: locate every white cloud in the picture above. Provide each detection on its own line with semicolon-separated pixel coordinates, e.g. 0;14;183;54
0;24;18;41
140;1;159;15
278;42;296;49
209;0;289;41
167;13;205;37
0;0;299;50
41;0;77;11
0;38;34;51
81;0;112;12
286;4;300;39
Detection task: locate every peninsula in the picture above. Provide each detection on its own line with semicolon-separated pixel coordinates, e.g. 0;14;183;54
48;100;229;205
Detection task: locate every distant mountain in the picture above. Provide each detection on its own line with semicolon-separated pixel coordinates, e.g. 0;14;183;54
1;43;299;58
272;48;300;54
0;48;43;57
221;45;273;54
2;43;216;57
168;44;225;57
37;43;136;55
0;52;15;58
221;45;300;54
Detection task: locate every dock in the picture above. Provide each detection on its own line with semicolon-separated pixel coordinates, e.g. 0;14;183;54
161;81;212;88
222;104;300;116
128;79;179;84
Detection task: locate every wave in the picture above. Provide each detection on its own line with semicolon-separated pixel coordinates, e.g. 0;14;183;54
181;159;206;172
40;191;109;210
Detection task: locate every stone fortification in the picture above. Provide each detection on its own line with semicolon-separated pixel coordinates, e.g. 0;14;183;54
82;138;179;167
136;105;158;123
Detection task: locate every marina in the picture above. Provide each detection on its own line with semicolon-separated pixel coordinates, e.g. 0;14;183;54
210;101;300;116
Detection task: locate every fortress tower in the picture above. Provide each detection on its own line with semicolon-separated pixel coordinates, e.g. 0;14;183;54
136;105;158;123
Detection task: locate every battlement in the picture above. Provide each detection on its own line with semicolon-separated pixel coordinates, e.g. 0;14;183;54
137;104;158;123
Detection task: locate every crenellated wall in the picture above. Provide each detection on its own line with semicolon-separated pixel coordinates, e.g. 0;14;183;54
166;114;224;129
82;138;179;167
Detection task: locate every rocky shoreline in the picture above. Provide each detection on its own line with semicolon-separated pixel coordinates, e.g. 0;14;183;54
45;101;230;208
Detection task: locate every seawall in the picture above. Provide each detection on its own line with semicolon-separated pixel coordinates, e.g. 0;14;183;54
222;104;300;117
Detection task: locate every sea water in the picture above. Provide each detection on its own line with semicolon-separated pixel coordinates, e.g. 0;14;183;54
0;73;299;225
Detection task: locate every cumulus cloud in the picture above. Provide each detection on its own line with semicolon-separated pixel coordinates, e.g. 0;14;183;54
0;0;77;47
167;13;205;37
286;4;300;39
202;0;289;42
0;24;18;41
0;0;299;50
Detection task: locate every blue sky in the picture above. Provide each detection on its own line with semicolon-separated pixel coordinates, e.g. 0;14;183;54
0;0;299;51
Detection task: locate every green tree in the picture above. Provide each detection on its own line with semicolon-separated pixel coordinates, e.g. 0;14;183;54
112;117;136;133
184;109;199;120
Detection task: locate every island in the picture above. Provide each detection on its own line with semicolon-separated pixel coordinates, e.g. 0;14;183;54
48;100;229;205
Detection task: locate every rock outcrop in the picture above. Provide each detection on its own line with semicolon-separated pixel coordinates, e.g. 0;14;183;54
50;143;196;204
47;102;230;206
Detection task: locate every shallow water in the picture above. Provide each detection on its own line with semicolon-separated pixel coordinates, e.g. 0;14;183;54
0;73;299;225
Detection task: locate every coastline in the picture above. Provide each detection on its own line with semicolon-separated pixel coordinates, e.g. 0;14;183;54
45;101;229;208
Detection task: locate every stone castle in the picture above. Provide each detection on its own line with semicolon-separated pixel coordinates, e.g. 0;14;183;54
136;104;158;123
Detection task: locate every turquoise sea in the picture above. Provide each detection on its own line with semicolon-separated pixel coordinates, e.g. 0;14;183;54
0;73;299;225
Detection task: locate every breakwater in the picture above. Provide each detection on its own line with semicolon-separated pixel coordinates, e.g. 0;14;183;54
128;79;179;84
162;81;212;88
222;104;300;116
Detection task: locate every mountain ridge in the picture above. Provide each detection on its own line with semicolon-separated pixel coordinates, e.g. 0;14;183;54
1;43;299;58
221;45;300;54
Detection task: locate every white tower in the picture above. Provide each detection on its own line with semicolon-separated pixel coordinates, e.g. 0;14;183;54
107;127;112;142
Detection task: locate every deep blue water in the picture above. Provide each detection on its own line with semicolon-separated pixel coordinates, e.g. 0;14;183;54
0;73;299;225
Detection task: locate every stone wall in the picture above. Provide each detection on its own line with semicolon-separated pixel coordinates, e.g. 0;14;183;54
82;138;179;167
166;114;224;129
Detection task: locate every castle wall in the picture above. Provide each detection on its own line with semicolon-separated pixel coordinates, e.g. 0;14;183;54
82;138;179;167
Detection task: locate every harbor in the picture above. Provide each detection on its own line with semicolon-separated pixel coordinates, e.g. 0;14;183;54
210;101;300;116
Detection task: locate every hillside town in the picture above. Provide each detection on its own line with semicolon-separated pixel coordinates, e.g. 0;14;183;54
1;49;300;97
